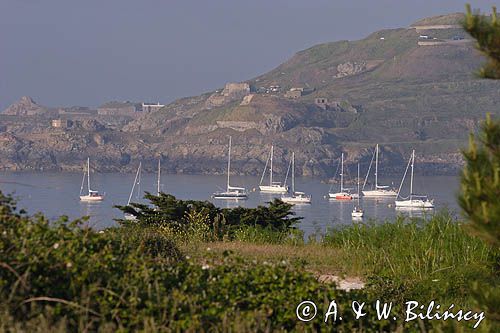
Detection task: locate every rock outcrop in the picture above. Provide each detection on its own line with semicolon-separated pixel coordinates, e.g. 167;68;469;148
3;96;48;116
334;61;367;78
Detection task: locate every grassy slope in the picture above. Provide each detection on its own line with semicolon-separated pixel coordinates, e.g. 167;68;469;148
182;212;495;306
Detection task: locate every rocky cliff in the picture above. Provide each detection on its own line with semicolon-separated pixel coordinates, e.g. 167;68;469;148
2;13;499;177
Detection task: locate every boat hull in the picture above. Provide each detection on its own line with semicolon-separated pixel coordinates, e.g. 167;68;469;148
395;199;434;209
328;192;353;200
80;195;104;202
351;211;364;218
212;193;248;200
362;189;397;197
259;185;288;194
281;196;311;204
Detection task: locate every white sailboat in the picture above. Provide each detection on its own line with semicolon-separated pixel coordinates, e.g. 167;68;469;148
328;153;353;200
362;144;397;197
259;145;288;194
395;150;434;209
212;136;248;200
351;163;364;218
157;158;161;195
124;162;142;220
79;157;104;202
281;152;311;204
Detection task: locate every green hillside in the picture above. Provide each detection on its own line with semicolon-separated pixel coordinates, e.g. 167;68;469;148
122;13;500;176
2;13;499;176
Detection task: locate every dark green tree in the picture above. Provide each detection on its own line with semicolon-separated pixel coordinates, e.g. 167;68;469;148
459;5;500;330
460;5;500;248
463;5;500;78
116;194;301;239
459;114;500;247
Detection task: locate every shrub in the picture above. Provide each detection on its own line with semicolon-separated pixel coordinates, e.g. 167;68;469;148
116;194;302;241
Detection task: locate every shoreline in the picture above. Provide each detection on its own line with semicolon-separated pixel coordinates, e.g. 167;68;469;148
0;163;462;178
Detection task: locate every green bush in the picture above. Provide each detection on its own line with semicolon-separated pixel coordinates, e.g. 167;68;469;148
116;194;302;241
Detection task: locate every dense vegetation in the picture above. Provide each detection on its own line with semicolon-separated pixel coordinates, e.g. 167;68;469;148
116;194;302;242
1;192;498;332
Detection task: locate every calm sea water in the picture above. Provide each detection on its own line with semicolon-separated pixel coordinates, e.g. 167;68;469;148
0;172;460;236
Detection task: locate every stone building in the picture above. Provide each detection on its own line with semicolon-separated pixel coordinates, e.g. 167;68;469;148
142;102;165;113
315;98;329;110
285;89;303;99
222;82;250;97
51;119;73;128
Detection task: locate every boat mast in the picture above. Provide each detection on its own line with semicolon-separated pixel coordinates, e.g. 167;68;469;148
157;158;161;195
396;152;412;199
375;144;379;188
137;162;141;198
259;148;270;185
128;162;141;205
79;167;85;196
362;147;376;190
410;150;415;201
227;136;232;191
87;157;91;193
291;152;295;194
270;145;273;186
357;163;360;205
340;153;344;193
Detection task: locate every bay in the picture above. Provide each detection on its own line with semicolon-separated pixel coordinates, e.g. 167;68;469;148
0;172;460;236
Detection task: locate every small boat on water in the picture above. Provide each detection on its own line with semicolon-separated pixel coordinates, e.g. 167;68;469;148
124;162;142;221
79;157;104;202
156;158;161;195
212;136;248;200
362;144;397;197
329;153;353;200
352;163;364;219
259;145;288;194
281;152;312;204
395;150;434;209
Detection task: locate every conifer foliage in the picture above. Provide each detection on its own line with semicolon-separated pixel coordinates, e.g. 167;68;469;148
460;5;500;247
459;114;500;248
463;4;500;78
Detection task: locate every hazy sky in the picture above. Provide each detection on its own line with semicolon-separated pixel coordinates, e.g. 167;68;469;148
0;0;496;110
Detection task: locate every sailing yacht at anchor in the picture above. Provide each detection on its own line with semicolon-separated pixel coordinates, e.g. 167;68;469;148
281;152;311;204
156;158;161;195
395;150;434;209
351;163;364;218
328;153;353;200
79;157;104;202
212;136;248;200
362;144;397;197
259;145;288;194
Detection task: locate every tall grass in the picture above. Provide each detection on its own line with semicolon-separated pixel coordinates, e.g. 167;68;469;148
323;211;495;303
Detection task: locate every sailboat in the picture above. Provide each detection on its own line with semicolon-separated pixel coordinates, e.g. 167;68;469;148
281;152;311;204
351;163;364;218
212;136;248;200
259;145;288;194
124;162;142;220
156;158;161;195
362;144;397;197
395;150;434;209
328;153;353;200
79;157;104;202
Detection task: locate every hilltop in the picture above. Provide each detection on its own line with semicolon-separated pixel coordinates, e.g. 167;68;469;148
1;13;499;176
